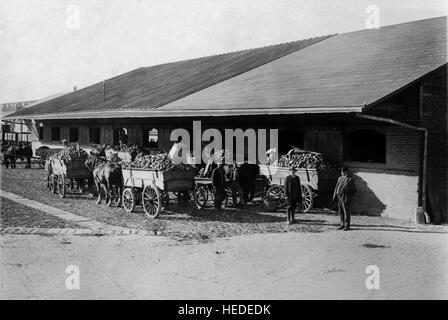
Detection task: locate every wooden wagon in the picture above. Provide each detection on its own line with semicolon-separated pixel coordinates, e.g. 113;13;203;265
48;158;92;198
259;164;339;212
121;167;195;218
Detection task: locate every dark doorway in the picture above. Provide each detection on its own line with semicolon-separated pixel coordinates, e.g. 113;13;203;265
89;127;101;144
278;129;304;155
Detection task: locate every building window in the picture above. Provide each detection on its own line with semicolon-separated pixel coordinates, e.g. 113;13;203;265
143;128;158;148
278;129;304;155
346;130;386;163
38;123;44;141
51;126;61;141
69;127;79;142
113;127;128;146
89;127;101;144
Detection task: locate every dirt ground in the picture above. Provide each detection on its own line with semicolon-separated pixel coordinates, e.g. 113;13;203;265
1;227;447;299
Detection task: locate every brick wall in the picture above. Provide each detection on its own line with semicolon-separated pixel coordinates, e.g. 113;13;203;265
344;125;423;220
367;68;447;223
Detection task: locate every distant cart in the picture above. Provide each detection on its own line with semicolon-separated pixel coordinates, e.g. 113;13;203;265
35;147;62;169
121;167;195;218
259;164;338;212
48;157;92;198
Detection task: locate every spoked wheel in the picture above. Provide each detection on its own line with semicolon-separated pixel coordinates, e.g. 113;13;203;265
38;157;45;169
142;185;162;218
57;174;66;198
265;185;286;208
122;188;136;213
300;184;314;212
194;185;209;209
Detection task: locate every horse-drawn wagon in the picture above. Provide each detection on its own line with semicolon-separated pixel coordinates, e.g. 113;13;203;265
121;166;195;218
259;164;338;212
48;157;92;198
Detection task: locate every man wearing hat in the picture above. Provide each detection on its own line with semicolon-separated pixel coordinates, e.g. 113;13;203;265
333;167;357;230
284;167;302;224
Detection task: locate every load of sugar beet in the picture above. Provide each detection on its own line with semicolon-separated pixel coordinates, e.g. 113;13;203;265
124;151;194;171
52;145;88;164
277;148;339;172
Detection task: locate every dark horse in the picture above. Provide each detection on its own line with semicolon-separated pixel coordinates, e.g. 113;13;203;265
237;163;260;202
2;143;32;169
90;158;123;207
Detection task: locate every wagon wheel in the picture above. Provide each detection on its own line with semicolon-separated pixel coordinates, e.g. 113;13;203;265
38;157;45;169
300;184;314;212
194;185;209;209
57;174;66;198
142;185;162;218
122;188;136;213
264;185;286;208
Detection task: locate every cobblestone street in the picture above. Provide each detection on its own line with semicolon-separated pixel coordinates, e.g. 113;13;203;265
1;222;447;299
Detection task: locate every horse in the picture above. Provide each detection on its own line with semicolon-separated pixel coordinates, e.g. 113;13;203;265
92;162;123;207
238;163;260;202
2;143;32;169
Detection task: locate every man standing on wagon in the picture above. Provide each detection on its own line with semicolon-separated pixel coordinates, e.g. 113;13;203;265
333;167;357;231
284;167;302;225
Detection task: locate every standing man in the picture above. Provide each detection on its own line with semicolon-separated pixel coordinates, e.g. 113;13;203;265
284;167;302;224
118;129;128;147
333;167;357;231
229;162;246;209
211;162;226;210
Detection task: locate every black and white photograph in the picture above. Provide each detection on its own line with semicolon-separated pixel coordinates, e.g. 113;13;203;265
0;0;447;304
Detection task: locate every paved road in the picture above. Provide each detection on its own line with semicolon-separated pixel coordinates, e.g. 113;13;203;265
1;226;447;299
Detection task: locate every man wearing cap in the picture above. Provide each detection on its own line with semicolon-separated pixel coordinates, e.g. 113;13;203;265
284;167;302;224
333;167;357;230
61;139;69;148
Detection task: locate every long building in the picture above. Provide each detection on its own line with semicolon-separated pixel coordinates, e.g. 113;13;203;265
6;16;447;223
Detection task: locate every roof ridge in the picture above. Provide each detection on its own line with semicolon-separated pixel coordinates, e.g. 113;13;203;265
141;34;335;69
337;15;447;37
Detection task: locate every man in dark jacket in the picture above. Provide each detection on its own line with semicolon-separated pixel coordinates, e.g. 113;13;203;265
333;167;357;230
284;167;302;224
228;162;246;208
211;163;226;210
